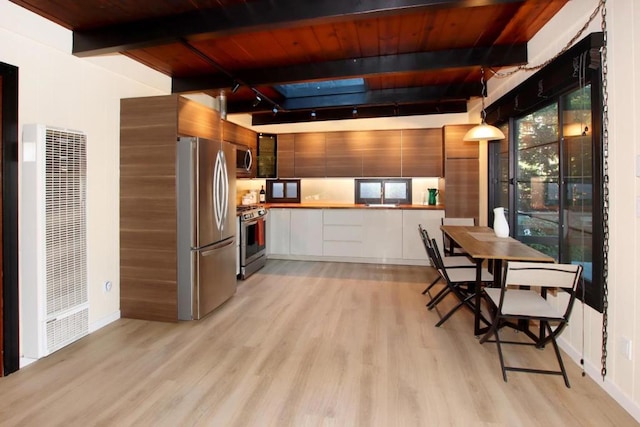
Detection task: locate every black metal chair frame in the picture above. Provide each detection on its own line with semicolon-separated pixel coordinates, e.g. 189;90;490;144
479;262;583;388
427;238;492;327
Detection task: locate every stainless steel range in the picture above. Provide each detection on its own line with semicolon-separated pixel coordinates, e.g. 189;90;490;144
237;205;268;279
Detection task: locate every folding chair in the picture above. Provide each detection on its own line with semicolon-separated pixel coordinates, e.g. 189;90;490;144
479;261;582;387
441;217;475;256
418;224;474;298
428;238;493;327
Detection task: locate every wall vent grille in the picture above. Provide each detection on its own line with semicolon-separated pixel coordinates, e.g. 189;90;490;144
21;124;89;359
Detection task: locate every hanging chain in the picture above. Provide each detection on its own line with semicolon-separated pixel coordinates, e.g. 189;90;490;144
491;0;606;78
600;0;609;381
480;66;487;122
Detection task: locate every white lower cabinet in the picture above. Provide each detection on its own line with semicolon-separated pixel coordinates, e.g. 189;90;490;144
290;209;323;256
402;210;445;261
267;208;291;255
267;207;444;265
323;209;364;257
362;210;403;260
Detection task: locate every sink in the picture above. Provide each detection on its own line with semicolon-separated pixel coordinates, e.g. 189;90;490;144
365;203;398;207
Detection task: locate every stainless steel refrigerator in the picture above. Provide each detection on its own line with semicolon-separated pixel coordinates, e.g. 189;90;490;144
177;137;236;320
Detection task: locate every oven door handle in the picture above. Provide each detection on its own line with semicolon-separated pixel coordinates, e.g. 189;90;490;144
242;214;268;227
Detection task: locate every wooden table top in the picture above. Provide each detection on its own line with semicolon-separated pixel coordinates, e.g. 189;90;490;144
440;225;555;262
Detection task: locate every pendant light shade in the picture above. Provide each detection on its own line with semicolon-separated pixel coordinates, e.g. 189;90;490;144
464;66;505;142
463;122;505;141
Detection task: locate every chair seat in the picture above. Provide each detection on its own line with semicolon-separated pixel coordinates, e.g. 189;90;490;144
484;288;562;319
446;267;493;283
442;256;475;268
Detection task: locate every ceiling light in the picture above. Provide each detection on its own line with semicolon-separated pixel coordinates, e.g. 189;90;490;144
464;66;505;142
352;107;358;117
272;107;278;115
252;95;262;107
310;110;317;119
231;81;240;93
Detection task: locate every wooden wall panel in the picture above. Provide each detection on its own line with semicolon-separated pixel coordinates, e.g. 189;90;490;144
294;132;326;177
325;131;363;177
401;128;443;177
444;158;479;222
361;130;401;177
178;97;221;140
443;124;478;158
120;94;228;322
277;134;295;178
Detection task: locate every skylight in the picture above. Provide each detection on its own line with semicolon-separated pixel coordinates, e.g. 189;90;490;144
275;78;367;98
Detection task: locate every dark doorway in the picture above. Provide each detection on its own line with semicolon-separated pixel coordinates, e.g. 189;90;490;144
1;61;19;375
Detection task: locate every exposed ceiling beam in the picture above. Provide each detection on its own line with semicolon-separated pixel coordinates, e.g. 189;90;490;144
251;101;468;125
172;44;527;93
227;84;478;113
73;0;526;56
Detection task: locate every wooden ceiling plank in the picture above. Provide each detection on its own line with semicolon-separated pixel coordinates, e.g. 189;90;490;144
171;44;527;92
71;0;528;56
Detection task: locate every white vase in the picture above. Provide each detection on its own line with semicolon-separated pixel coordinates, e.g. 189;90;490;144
493;207;509;238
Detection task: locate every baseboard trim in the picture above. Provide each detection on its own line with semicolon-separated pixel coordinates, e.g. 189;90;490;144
559;337;640;423
89;310;121;333
267;254;429;267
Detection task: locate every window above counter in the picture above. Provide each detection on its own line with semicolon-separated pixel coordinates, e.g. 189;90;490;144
354;178;412;205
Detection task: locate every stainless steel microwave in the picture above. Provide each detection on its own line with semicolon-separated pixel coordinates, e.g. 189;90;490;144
236;145;252;175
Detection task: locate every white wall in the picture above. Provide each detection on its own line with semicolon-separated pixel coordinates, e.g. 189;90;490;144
484;0;639;421
1;1;171;334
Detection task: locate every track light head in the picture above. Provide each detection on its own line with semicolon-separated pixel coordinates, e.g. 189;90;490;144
310;110;317;119
252;95;262;107
231;81;240;94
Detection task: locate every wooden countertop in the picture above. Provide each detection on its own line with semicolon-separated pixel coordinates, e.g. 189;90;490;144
264;202;444;210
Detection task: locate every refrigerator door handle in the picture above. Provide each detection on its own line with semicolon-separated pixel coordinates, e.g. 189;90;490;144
213;148;229;232
201;237;235;256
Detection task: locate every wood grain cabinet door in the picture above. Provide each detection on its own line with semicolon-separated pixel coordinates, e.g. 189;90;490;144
294;132;326;177
277;134;295;178
325;131;363;177
401;129;443;177
361;130;401;177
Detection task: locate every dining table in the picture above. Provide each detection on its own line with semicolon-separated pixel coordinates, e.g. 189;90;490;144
440;225;555;335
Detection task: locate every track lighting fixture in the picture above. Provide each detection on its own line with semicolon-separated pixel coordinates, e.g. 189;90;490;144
252;95;262;107
231;81;240;94
352;107;358;117
310;110;317;119
272;107;278;115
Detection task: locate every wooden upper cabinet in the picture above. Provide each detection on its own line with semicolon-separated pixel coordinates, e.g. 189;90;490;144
401;129;443;177
177;96;222;140
443;124;478;158
361;130;401;177
223;120;258;177
294;132;326;177
277;134;295;178
325;131;363;177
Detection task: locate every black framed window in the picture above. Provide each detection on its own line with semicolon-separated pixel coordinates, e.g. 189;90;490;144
486;33;604;312
265;179;301;203
355;179;412;205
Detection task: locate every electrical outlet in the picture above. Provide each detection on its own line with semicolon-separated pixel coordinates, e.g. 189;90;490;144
103;280;113;293
621;337;632;360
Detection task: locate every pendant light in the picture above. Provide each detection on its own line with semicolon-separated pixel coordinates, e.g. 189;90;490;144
463;66;505;141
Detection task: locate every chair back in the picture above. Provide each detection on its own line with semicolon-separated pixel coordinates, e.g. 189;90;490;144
429;238;450;281
504;261;582;290
418;224;437;268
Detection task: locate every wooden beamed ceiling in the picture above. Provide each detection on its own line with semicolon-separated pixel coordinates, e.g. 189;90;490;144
11;0;570;124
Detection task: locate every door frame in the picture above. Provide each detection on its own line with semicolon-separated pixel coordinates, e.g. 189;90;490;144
1;61;19;375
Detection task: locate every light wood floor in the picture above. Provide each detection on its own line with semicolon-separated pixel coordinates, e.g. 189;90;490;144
0;260;636;426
